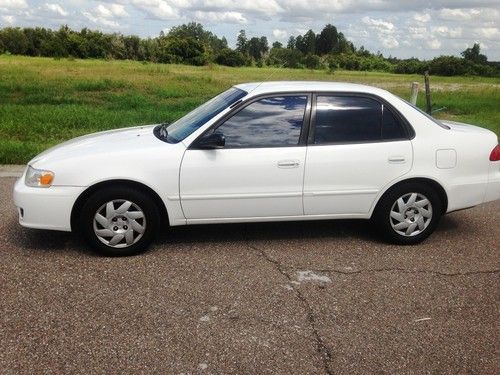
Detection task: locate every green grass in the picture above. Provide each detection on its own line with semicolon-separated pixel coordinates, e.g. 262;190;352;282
0;55;499;164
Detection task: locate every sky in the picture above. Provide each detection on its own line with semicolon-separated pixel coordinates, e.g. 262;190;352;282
0;0;499;60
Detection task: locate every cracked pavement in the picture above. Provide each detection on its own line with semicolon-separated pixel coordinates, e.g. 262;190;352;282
1;176;499;374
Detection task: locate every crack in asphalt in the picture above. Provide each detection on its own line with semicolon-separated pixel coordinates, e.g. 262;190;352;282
307;268;500;277
247;243;333;375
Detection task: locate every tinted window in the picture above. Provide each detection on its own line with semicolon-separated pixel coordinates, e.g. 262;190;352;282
314;96;406;144
212;96;308;148
382;105;406;139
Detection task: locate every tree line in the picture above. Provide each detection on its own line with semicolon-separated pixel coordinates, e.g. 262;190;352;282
0;23;497;77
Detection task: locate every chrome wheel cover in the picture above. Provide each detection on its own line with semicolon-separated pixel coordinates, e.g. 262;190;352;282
390;192;433;237
93;200;146;248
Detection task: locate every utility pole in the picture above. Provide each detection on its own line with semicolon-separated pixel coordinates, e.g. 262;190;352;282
424;71;432;114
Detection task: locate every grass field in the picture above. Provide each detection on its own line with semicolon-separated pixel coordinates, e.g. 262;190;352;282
1;55;499;164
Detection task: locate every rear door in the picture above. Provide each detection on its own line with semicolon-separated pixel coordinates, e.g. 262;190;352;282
303;94;413;216
180;94;311;221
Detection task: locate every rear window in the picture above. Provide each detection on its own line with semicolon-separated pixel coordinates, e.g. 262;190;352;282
313;95;408;144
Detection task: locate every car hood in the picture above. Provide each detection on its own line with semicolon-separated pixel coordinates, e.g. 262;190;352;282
30;125;162;167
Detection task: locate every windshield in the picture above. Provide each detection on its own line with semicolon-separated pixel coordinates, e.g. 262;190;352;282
159;87;247;143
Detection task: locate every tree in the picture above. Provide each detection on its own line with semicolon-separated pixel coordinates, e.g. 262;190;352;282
316;24;338;55
429;55;468;76
295;35;305;54
259;36;269;55
168;22;205;42
272;41;283;49
247;36;268;60
140;38;160;62
461;43;487;64
303;53;321;69
168;22;227;55
303;29;316;54
267;48;303;68
287;36;296;49
23;27;52;56
215;48;245;67
336;32;354;54
123;35;141;60
164;37;207;65
236;30;247;54
0;27;29;54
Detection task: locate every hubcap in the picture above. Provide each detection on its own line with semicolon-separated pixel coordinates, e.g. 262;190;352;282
93;200;146;248
389;192;433;237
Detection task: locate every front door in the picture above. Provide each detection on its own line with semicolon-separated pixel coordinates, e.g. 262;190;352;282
180;94;311;221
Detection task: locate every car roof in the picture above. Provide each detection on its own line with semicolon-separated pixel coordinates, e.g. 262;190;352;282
234;81;389;97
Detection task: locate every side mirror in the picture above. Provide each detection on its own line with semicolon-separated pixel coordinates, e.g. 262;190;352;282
196;133;225;149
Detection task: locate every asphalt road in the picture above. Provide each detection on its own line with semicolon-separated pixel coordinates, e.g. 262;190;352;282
1;175;499;374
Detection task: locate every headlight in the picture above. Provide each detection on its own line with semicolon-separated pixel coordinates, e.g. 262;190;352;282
25;166;55;188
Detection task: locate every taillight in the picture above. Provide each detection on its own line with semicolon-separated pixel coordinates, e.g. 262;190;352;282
490;145;500;161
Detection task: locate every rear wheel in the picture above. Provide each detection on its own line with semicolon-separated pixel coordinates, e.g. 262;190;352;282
79;187;160;256
373;182;442;245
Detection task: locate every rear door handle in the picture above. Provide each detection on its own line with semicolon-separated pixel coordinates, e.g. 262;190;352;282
277;160;300;168
388;156;406;163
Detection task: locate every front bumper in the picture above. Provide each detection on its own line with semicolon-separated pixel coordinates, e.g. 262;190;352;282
13;177;85;232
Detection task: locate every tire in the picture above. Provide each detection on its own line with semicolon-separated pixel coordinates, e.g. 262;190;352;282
79;186;160;256
372;182;443;245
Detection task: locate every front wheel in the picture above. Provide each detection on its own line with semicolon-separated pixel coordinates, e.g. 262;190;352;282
372;182;443;245
79;187;160;256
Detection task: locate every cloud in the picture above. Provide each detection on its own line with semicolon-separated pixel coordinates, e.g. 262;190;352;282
199;0;283;17
408;26;427;40
272;28;287;39
1;14;15;24
44;3;68;17
0;0;27;10
362;16;395;34
427;39;442;50
431;26;462;38
96;4;129;18
474;27;500;41
439;8;480;20
130;0;179;20
82;11;120;28
194;10;247;24
381;35;399;49
413;12;431;23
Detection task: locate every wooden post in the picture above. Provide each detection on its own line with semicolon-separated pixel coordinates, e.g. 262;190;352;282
410;82;419;105
424;71;432;114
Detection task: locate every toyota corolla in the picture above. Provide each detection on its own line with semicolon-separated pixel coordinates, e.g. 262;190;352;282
13;81;500;256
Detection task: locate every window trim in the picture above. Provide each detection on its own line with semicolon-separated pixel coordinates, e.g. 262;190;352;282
189;92;313;150
308;92;415;146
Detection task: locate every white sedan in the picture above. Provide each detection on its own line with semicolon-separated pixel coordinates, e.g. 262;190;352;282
13;81;500;256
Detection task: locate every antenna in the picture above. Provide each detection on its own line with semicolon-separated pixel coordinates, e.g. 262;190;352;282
246;62;286;95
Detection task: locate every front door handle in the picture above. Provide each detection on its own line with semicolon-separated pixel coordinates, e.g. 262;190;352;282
277;160;300;168
388;156;406;163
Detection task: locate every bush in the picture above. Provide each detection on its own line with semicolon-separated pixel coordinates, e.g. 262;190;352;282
394;59;426;74
164;37;207;65
267;48;303;68
428;56;469;76
326;53;395;72
214;48;245;67
303;53;321;69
